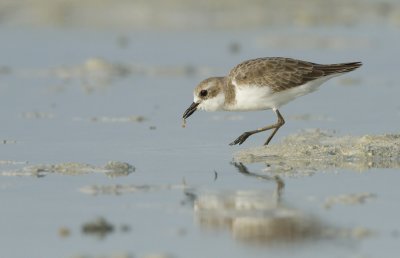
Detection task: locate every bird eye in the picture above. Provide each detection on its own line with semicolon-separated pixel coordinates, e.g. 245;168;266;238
200;90;208;97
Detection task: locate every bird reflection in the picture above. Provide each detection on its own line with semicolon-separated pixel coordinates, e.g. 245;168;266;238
184;162;329;246
231;162;285;202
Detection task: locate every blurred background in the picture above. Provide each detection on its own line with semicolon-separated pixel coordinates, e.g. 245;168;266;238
1;0;399;29
1;1;400;258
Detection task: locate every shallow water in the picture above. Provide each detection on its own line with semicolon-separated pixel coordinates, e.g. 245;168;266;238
1;2;400;258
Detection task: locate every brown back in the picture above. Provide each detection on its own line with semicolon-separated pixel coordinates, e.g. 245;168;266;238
228;57;362;93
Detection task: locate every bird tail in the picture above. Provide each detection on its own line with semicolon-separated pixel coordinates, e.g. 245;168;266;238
318;61;362;75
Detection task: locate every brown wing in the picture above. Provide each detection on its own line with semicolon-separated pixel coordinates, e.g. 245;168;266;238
228;57;361;93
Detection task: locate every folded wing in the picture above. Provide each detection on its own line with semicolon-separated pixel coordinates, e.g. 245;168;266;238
228;57;362;93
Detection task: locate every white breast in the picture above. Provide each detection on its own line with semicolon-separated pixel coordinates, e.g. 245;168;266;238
226;75;336;111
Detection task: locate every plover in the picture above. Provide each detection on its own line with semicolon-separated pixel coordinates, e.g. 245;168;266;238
182;57;362;146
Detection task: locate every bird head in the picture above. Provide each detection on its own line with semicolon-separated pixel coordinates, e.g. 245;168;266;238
182;77;225;121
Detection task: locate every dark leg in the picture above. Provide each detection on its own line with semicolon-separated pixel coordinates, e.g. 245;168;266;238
264;109;285;145
231;162;285;201
229;109;285;146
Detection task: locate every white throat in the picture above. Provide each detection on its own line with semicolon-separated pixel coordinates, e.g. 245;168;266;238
195;93;225;111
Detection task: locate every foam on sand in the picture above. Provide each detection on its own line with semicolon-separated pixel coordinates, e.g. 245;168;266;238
234;129;400;173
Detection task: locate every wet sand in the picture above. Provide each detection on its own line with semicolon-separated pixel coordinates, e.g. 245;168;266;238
1;1;400;258
235;130;400;172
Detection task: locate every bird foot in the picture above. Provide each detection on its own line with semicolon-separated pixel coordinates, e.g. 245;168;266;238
229;132;252;146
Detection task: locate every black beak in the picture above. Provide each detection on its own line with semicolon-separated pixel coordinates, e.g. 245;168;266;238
183;102;200;119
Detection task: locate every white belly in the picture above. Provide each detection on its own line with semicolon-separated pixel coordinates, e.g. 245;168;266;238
225;76;335;111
